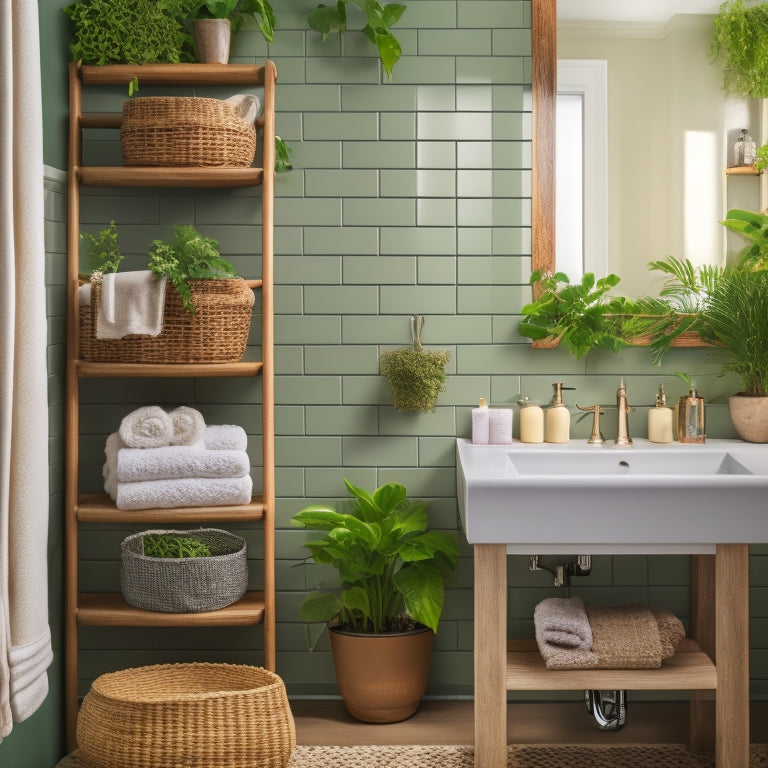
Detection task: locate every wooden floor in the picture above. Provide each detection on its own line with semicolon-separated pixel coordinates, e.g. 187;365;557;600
291;699;768;746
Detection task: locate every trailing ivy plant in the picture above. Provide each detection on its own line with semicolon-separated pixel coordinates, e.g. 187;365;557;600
710;0;768;100
308;0;407;78
63;0;196;65
147;225;239;313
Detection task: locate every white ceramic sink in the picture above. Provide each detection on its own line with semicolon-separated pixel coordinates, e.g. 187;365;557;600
456;439;768;554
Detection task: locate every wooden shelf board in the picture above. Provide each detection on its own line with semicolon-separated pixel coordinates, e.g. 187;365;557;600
77;591;265;627
77;166;264;188
79;63;266;87
506;639;716;691
76;360;262;378
76;493;265;523
725;166;760;176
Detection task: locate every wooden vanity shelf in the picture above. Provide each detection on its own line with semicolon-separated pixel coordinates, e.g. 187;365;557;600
505;639;717;691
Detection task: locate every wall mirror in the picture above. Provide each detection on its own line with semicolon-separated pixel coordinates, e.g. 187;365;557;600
532;0;761;304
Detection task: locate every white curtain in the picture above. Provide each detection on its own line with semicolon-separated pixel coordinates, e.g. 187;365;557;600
0;0;53;741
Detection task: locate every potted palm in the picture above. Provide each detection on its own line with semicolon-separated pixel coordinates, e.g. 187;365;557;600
292;479;458;723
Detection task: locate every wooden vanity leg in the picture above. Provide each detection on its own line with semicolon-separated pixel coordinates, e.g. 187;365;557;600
690;554;716;753
474;544;507;768
715;544;750;768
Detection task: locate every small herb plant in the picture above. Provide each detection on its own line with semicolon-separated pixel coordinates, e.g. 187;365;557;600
188;0;276;42
308;0;407;78
147;225;239;313
710;0;768;100
292;479;458;635
63;0;195;65
142;533;212;558
80;220;124;275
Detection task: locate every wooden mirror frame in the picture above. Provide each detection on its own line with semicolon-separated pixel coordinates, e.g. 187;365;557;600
532;0;556;287
529;0;706;349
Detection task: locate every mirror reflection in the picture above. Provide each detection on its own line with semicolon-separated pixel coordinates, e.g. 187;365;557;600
555;0;762;298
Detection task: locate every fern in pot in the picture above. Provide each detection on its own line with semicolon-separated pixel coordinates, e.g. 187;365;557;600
292;479;458;723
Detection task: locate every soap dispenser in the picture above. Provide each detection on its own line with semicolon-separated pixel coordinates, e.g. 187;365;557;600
472;397;490;445
545;382;573;444
648;383;674;444
518;396;544;443
677;387;706;443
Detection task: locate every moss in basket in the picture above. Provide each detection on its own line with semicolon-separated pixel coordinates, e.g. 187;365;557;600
380;347;450;413
147;225;239;314
142;533;212;558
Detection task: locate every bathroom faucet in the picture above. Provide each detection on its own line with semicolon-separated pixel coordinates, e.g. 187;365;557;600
615;378;633;447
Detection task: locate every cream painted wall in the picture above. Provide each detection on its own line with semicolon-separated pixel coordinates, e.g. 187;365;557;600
559;15;759;297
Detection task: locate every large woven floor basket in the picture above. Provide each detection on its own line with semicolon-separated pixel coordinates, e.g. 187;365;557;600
80;276;254;364
121;97;257;167
76;663;295;768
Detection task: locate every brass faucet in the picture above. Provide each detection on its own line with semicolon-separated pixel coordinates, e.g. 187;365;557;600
615;378;633;447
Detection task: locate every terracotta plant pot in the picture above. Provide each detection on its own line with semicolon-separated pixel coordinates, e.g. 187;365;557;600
329;626;433;723
194;18;231;64
729;393;768;443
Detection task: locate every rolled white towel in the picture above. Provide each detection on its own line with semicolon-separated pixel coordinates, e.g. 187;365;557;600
169;406;206;446
114;475;253;510
203;424;248;452
103;432;249;482
119;406;174;449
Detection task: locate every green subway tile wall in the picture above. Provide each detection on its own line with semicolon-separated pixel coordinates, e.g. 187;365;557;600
5;3;766;764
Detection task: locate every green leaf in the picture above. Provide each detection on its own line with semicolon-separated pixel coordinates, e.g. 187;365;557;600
376;30;401;78
393;561;444;633
300;591;342;623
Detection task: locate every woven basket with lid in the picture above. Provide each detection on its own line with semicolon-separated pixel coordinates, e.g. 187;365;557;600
76;663;295;768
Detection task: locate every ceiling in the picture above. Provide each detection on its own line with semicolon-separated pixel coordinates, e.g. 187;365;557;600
557;0;723;24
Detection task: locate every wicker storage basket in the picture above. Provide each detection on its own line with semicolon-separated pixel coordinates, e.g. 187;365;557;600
120;528;248;613
76;663;295;768
80;275;254;364
120;96;257;167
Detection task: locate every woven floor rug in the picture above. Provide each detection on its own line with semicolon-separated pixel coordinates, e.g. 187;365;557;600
56;744;768;768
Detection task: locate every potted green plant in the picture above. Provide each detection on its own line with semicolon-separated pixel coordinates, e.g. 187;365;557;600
186;0;275;63
147;224;240;313
292;479;458;723
64;0;196;65
710;0;768;100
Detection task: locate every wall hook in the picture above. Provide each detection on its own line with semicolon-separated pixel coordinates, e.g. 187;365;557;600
410;315;425;353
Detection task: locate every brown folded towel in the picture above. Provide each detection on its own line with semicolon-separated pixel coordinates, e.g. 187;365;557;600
535;602;686;671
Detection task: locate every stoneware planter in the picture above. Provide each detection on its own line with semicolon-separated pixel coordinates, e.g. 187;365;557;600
729;393;768;443
194;18;231;64
329;626;433;723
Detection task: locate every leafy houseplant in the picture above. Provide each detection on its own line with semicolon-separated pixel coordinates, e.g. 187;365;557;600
147;225;239;313
710;0;768;100
63;0;196;65
292;479;458;722
308;0;407;78
293;479;458;634
79;219;124;276
189;0;276;41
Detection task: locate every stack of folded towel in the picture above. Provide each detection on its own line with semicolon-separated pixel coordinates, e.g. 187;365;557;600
533;596;686;670
103;406;252;510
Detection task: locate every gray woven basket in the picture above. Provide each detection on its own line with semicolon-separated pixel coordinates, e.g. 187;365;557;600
120;528;247;613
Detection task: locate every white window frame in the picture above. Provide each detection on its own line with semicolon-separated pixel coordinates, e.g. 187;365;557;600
557;59;608;280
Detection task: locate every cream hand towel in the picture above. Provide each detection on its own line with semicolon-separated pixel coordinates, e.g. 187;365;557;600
119;406;174;448
96;271;167;339
115;475;253;510
168;406;206;446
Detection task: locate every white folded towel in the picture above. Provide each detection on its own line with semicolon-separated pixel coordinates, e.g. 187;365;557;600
226;93;263;124
169;406;206;446
112;475;253;510
489;409;513;445
96;270;167;339
104;432;250;483
119;406;174;448
203;424;248;452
